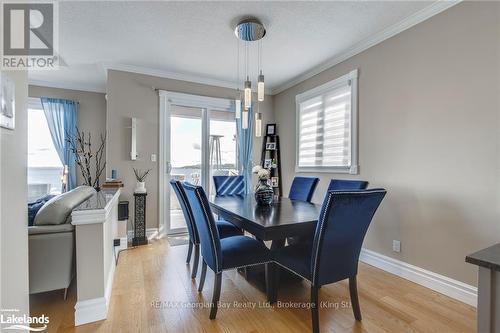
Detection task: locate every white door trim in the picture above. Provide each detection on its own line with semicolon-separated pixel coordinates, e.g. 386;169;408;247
158;91;235;236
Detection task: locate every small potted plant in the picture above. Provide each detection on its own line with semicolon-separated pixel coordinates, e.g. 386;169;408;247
252;165;274;205
133;168;151;193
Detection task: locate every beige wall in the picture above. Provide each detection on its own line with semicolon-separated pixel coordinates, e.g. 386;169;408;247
0;71;29;316
28;85;107;187
106;70;274;229
273;2;500;286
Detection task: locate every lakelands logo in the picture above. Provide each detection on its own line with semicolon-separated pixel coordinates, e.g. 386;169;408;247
1;1;59;70
0;309;49;331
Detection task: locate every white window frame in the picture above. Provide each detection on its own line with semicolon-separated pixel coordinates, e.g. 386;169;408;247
28;97;43;110
295;69;359;174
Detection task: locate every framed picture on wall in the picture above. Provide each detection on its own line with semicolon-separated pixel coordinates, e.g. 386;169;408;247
0;74;15;130
266;123;276;135
264;159;272;169
271;177;279;188
265;142;276;150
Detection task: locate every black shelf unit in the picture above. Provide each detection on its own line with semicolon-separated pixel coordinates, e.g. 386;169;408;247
260;132;283;198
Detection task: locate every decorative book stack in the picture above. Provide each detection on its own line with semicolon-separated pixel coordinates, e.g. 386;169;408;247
102;179;124;189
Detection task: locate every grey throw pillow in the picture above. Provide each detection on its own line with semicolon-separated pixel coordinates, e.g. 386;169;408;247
34;186;95;225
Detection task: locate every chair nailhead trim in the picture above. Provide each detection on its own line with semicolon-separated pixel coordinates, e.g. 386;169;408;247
222;260;273;272
195;189;221;273
273;261;311;283
175;182;200;244
311;193;333;286
311;189;386;286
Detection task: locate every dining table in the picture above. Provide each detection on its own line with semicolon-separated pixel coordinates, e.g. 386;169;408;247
209;194;322;301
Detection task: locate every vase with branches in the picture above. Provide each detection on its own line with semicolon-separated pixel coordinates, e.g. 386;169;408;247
133;168;151;193
66;128;106;191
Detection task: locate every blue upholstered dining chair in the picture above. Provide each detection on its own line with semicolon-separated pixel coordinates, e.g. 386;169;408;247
213;175;245;196
182;182;272;319
272;189;386;333
169;180;242;279
289;176;320;202
328;179;369;191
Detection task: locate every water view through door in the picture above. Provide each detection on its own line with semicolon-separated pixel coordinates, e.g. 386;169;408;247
161;92;237;236
169;106;203;231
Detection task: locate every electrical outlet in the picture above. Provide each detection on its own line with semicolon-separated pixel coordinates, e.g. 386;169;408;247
151;154;157;162
393;240;401;253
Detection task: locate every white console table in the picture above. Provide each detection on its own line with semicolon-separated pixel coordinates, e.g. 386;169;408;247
71;188;125;326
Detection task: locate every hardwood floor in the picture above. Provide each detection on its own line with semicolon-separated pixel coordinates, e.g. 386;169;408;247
30;239;476;333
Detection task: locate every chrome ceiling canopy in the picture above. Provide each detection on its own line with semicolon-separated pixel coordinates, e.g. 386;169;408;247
234;18;266;42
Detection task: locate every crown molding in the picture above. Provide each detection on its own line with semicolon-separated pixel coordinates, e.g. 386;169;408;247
28;79;106;94
270;0;462;95
101;62;273;95
29;1;460;97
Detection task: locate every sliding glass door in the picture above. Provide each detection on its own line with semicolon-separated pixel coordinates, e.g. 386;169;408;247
208;110;238;194
160;92;236;236
168;106;205;233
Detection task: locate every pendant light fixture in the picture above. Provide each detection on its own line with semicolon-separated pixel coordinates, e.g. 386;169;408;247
242;38;249;128
244;77;252;109
235;95;241;119
235;39;241;119
243;42;251;109
257;40;264;102
234;18;266;132
242;108;249;129
258;72;264;102
255;110;262;137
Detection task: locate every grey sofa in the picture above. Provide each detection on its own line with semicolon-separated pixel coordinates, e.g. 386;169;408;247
28;186;95;298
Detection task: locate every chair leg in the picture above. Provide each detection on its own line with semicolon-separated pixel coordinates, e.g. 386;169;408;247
186;241;193;264
198;261;207;292
191;244;200;279
349;276;362;321
209;272;222;319
311;286;320;333
273;264;280;302
266;263;279;304
265;263;273;303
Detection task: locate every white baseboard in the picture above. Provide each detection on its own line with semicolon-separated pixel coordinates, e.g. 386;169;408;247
127;228;159;241
118;237;128;251
146;228;159;240
74;262;115;326
105;255;116;305
359;248;477;307
158;224;167;238
74;297;107;326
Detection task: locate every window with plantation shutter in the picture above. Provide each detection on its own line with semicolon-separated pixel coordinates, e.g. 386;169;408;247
295;70;358;174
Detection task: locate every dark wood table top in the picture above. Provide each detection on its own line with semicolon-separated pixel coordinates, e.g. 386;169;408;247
209;195;321;241
466;243;500;272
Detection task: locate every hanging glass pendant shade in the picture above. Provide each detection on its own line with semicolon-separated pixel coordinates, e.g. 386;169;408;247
235;94;241;119
242;109;249;129
258;72;264;102
255;112;262;137
244;78;252;109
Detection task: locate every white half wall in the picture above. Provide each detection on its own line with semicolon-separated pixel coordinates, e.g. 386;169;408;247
0;70;29;323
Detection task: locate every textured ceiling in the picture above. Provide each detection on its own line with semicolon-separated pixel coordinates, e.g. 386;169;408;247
28;1;435;93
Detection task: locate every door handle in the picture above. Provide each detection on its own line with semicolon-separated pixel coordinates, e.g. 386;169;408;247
166;161;172;174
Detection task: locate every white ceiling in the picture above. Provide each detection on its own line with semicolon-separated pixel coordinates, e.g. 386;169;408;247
28;1;447;94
